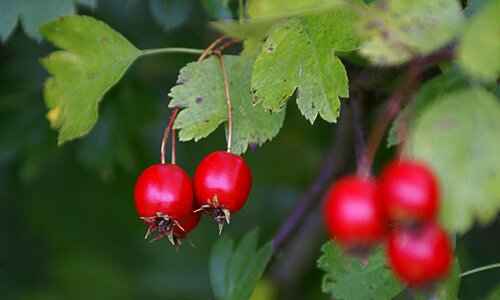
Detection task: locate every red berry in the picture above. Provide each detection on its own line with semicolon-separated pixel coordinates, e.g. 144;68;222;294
171;204;201;247
134;164;193;243
323;176;386;250
377;159;439;223
387;223;453;286
174;208;201;238
193;151;252;232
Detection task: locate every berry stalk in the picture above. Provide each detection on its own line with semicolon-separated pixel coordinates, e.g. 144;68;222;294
159;35;236;163
214;50;233;153
160;108;179;164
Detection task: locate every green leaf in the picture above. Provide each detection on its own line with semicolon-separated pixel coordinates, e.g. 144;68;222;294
209;229;273;300
210;0;358;40
358;0;464;65
388;71;468;147
457;0;500;81
168;55;285;154
149;0;192;31
251;10;359;123
0;0;79;41
435;258;461;300
40;15;141;144
247;0;346;18
409;88;500;233
210;235;233;300
488;284;500;300
318;241;404;300
211;18;283;40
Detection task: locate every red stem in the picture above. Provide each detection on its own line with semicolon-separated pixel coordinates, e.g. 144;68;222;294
159;35;235;164
171;128;177;165
160;108;180;164
214;50;233;153
360;47;455;174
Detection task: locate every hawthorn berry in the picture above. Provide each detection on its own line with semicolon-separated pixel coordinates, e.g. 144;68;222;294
193;150;252;233
323;176;386;251
387;222;452;286
377;159;439;224
134;164;193;244
172;204;201;247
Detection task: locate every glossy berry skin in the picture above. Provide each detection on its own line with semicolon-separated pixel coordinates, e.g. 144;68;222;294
388;223;452;286
134;164;193;221
377;159;439;223
193;151;252;214
323;176;386;249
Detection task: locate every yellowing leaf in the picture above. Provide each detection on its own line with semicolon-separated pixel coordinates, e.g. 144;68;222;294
410;88;500;233
359;0;464;65
40;16;141;144
458;0;500;81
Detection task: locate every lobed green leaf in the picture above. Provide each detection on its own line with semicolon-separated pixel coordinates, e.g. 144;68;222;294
40;15;141;144
251;8;360;123
169;55;285;154
209;229;273;300
318;241;404;300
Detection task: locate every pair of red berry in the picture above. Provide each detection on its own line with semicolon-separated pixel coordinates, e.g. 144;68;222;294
323;159;453;286
134;150;252;246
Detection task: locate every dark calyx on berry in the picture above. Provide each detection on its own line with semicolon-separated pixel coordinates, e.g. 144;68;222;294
195;196;231;235
193;151;252;234
134;164;193;246
142;212;185;246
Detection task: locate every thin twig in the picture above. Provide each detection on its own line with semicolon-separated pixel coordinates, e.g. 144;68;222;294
140;47;206;56
217;40;240;53
171;128;177;165
362;47;455;171
272;105;353;253
214;50;233;153
461;263;500;278
198;35;228;63
350;93;370;177
159;35;231;164
363;63;421;170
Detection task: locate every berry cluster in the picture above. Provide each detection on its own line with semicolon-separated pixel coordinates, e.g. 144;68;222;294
134;150;252;247
323;159;453;286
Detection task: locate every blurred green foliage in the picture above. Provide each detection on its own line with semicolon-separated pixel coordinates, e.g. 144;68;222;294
0;0;498;299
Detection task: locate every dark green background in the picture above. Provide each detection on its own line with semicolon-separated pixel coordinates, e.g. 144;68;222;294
0;1;498;299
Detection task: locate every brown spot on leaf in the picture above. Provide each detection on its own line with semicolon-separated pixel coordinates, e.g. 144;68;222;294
101;37;109;46
267;43;275;52
249;142;258;151
195;97;203;103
